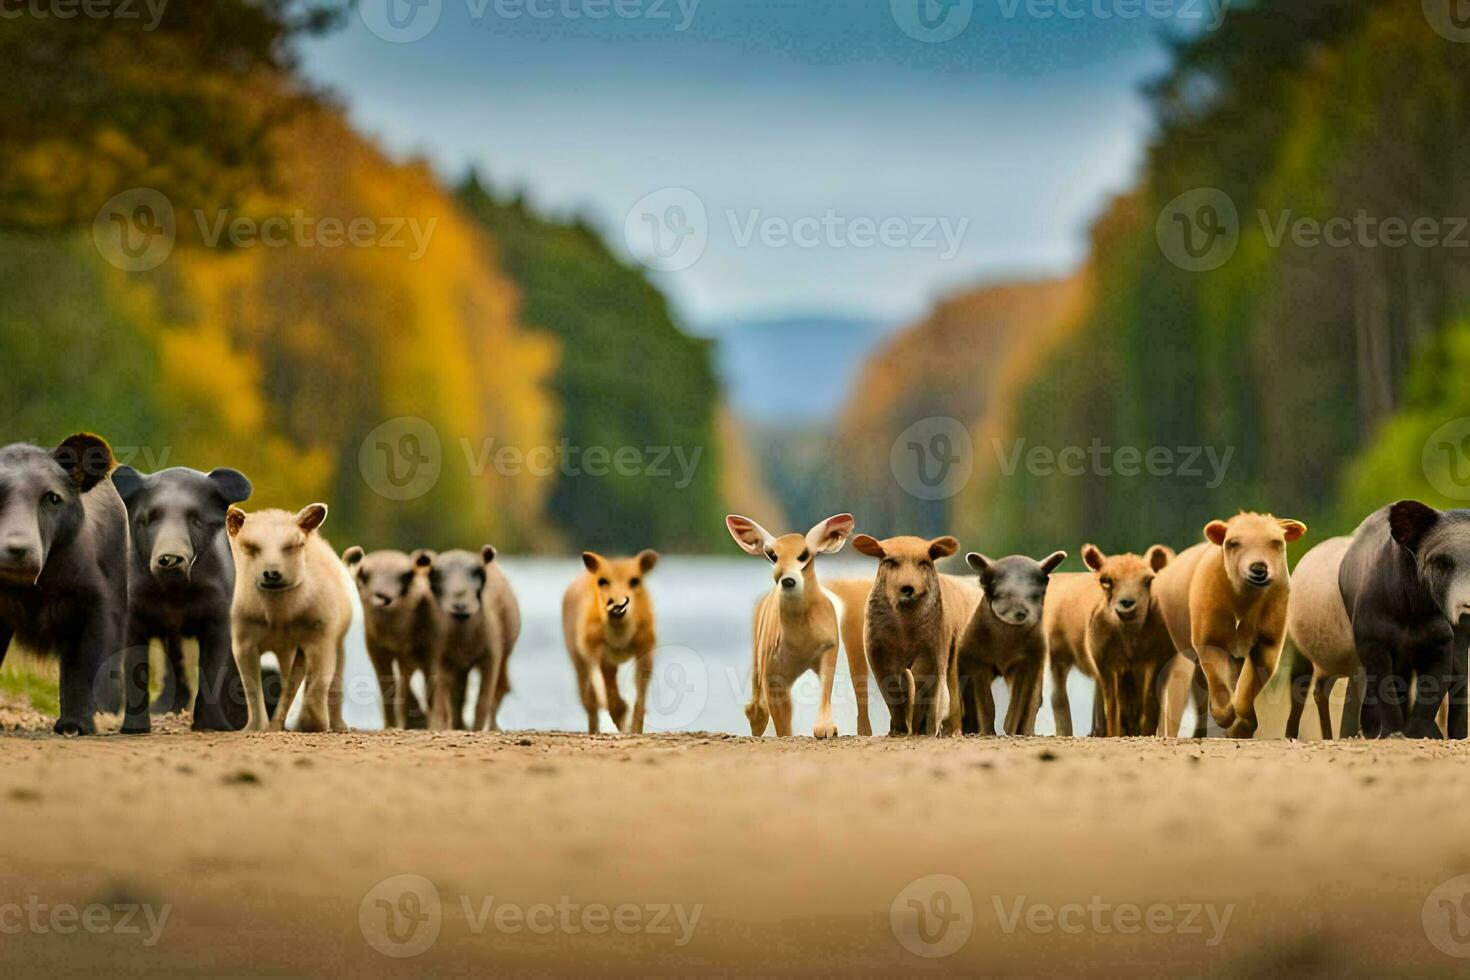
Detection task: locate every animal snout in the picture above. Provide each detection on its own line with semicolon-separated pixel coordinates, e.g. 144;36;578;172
899;584;915;597
154;553;186;570
1247;562;1270;585
607;597;631;618
4;541;32;563
371;592;395;608
1116;597;1136;610
259;569;285;589
450;603;475;620
780;576;798;590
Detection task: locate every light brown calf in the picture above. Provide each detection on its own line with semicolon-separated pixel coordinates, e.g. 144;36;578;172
342;547;437;729
727;514;871;737
227;504;353;733
562;550;658;734
1155;512;1307;738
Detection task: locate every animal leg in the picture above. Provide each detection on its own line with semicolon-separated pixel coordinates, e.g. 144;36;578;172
194;621;242;732
296;643;334;734
813;646;838;738
574;655;600;734
232;639;269;732
369;648;401;729
1049;659;1073;736
1283;645;1314;740
1340;665;1366;739
329;637;348;732
271;648;303;732
1312;668;1336;740
840;611;871;737
121;619;153;735
1356;641;1399;738
631;652;654;734
766;674;794;737
451;670;469;730
601;661;630;732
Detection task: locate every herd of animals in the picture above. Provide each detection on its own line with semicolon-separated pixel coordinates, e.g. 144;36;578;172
0;433;1467;741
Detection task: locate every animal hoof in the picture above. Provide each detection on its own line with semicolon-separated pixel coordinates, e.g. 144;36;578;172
53;717;95;737
813;723;838;739
120;721;151;736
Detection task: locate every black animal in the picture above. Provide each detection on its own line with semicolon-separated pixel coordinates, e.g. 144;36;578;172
1339;500;1470;739
0;434;128;736
111;465;254;733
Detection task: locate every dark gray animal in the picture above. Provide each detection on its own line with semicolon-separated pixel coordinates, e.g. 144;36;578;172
1339;500;1470;739
427;546;520;731
111;465;253;733
953;551;1066;735
0;434;128;736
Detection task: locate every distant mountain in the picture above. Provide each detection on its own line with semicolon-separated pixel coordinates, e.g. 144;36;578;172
703;314;895;425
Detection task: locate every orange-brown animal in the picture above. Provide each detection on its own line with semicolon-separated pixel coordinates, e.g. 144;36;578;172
1155;512;1307;738
726;514;872;737
852;534;982;736
562;550;658;734
1045;544;1173;737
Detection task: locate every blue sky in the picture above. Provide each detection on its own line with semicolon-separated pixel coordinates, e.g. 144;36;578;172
302;0;1211;327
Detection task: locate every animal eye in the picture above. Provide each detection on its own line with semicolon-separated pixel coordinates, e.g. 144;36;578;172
798;550;810;563
358;571;369;585
598;578;609;587
919;560;933;569
764;549;777;563
1099;577;1113;589
1225;540;1240;550
1434;555;1455;570
629;577;641;588
400;572;414;587
43;491;63;506
243;545;260;558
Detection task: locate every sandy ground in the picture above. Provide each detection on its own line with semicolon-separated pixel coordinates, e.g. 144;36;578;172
4;706;1470;977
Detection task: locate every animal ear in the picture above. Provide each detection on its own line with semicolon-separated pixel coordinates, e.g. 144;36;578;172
1082;544;1105;571
110;464;146;506
965;552;993;583
207;467;252;505
1389;501;1439;554
342;546;364;567
481;545;497;565
53;433;114;493
295;503;328;533
806;513;855;555
411;548;435;570
928;536;960;560
726;515;775;558
1278;518;1307;543
852;534;885;559
637;549;659;574
582;551;604;574
1204;520;1230;546
1146;545;1172;572
1038;550;1067;575
226;507;247;538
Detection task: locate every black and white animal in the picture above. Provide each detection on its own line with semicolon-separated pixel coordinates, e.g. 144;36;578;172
1338;500;1470;739
0;434;128;735
111;465;253;733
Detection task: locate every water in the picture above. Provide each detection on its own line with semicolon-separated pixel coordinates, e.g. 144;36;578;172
336;557;1106;736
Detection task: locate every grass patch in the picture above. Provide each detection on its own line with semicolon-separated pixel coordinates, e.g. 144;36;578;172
0;647;60;717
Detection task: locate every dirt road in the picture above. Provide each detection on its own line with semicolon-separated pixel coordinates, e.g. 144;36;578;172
2;712;1469;975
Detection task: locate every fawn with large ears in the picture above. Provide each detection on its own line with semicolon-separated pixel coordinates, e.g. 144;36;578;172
1336;501;1470;739
227;503;353;733
1155;512;1306;738
342;546;437;729
851;533;980;736
0;434;128;736
562;549;659;733
1045;544;1174;737
951;550;1065;736
726;513;872;737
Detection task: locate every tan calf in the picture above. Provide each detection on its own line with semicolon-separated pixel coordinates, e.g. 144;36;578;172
727;513;871;738
1045;545;1173;737
341;547;437;729
1155;512;1307;738
1283;535;1363;739
562;550;658;734
227;504;353;733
